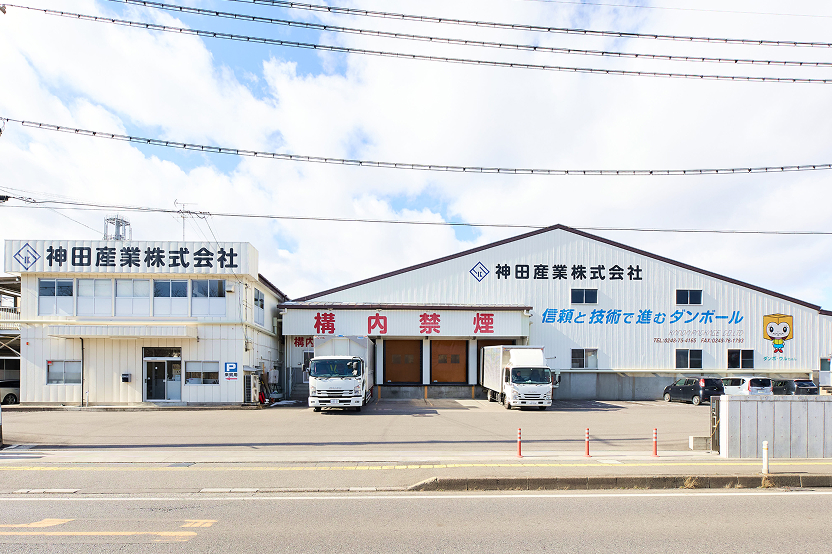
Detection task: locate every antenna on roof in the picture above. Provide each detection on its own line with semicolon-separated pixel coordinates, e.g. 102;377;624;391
104;215;132;241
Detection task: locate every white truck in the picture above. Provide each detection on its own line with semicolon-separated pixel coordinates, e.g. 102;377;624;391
308;336;375;412
482;346;558;410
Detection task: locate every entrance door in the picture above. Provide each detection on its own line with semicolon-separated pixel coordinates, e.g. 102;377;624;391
167;361;182;401
146;362;166;400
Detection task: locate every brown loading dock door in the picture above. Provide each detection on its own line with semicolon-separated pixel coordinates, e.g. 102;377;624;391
384;340;422;383
430;340;467;384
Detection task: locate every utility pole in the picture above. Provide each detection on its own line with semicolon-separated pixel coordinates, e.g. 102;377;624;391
174;200;196;241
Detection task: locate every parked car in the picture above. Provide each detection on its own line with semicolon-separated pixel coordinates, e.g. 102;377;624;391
721;376;773;395
772;379;819;395
663;377;724;405
0;379;20;405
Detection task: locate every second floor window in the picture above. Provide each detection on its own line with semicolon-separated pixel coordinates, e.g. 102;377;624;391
254;288;265;326
153;280;188;316
77;279;112;316
571;349;598;369
192;280;226;316
676;349;703;369
38;279;74;316
116;279;151;316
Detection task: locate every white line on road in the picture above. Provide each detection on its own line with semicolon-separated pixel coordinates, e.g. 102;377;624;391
2;490;832;502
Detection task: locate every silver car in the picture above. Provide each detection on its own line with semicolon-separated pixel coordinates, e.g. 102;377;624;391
0;379;20;404
721;376;772;395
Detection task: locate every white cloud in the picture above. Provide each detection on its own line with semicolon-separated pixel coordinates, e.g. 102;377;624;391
2;0;832;307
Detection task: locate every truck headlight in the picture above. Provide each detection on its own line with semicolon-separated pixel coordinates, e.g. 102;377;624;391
354;385;361;395
310;387;316;395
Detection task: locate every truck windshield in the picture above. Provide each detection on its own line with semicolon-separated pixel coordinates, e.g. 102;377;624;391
510;368;551;384
310;359;362;378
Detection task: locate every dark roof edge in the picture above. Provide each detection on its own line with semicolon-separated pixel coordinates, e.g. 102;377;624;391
820;309;832;317
279;304;533;311
258;273;288;301
293;224;823;312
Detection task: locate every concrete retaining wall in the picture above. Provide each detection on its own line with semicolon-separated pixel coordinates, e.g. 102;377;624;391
719;396;832;458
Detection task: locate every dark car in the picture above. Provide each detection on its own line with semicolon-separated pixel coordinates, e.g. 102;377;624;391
663;377;723;405
0;379;20;405
772;379;819;395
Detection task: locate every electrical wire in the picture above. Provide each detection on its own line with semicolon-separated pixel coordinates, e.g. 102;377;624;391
4;116;832;177
8;5;832;83
102;0;832;68
216;0;832;48
520;0;832;19
4;194;832;236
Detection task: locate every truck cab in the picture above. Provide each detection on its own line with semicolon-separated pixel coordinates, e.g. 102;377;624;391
503;365;553;409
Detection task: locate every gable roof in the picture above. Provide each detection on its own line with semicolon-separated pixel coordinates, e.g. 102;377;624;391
292;224;823;312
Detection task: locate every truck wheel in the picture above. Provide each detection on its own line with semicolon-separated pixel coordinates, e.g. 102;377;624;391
355;406;362;413
313;407;321;412
505;401;512;410
538;406;547;411
488;391;496;402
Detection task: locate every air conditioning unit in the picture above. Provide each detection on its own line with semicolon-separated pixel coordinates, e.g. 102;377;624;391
225;283;235;293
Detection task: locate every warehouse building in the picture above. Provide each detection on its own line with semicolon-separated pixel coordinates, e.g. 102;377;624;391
281;225;832;400
3;239;286;405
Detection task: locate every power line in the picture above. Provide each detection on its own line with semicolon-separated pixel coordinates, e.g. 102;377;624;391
4;116;832;176
216;0;832;48
102;0;832;69
11;5;831;83
5;194;832;237
520;0;832;19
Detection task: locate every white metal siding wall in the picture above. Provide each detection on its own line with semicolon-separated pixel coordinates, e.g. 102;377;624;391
308;230;822;372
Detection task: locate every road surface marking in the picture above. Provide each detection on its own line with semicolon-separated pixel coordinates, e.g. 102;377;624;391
0;519;73;528
0;531;197;538
181;520;216;528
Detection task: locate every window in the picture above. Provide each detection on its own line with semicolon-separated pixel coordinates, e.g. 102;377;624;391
77;279;112;316
728;349;754;369
571;289;598;304
676;290;703;305
192;279;226;316
47;360;82;384
38;279;74;315
153;280;188;316
571;349;598;369
116;279;151;316
254;288;265;326
185;361;220;385
676;349;703;369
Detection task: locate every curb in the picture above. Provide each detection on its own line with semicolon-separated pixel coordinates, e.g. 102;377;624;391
407;474;832;491
2;405;264;412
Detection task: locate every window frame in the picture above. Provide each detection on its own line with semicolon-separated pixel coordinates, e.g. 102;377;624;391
191;279;226;317
728;349;754;369
76;278;113;316
571;348;598;369
571;289;598;304
152;279;189;317
38;278;75;316
675;349;703;369
254;288;265;326
676;289;703;305
184;361;220;385
46;360;82;385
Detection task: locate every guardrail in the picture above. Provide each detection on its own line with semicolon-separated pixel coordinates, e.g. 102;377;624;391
0;307;20;330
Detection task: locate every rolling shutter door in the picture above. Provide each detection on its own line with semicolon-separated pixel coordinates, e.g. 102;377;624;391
430;340;467;383
384;340;422;383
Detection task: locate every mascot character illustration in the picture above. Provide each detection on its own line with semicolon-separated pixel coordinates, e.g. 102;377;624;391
763;314;793;354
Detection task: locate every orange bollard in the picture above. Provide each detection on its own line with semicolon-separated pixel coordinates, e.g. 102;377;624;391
517;428;522;458
585;427;591;457
652;428;658;457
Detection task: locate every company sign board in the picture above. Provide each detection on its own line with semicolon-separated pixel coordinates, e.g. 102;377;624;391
4;240;258;278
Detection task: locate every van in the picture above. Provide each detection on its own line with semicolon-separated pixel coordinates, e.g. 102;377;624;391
772;379;819;395
721;376;772;395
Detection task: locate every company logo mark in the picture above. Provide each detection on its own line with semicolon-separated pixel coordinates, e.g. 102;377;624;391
13;242;40;270
469;261;489;282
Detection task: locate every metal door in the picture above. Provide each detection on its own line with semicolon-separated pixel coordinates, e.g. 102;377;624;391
146;362;165;400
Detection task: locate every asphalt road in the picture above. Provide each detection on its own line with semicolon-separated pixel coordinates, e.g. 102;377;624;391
1;490;830;553
1;399;711;453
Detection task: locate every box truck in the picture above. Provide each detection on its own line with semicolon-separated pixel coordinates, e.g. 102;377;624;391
309;336;375;412
482;346;557;410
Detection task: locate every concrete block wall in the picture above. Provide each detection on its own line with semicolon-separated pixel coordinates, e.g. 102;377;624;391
719;396;832;458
